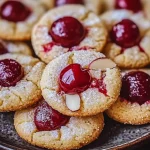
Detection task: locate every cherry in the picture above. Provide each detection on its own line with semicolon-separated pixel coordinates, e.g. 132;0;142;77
34;101;70;131
121;71;150;105
0;59;24;87
49;16;86;48
59;64;91;94
110;19;140;48
115;0;142;13
0;42;7;54
0;0;31;22
55;0;84;6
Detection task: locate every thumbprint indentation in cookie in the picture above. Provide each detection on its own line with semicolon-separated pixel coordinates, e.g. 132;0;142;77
115;0;142;13
121;71;150;105
0;59;24;87
0;0;31;22
110;19;141;49
49;16;86;48
59;64;91;94
34;101;70;131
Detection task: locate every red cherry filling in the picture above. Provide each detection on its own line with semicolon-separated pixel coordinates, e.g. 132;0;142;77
121;71;150;105
0;42;7;54
91;78;107;96
55;0;84;6
0;1;31;22
110;19;140;48
49;16;86;48
0;59;24;87
43;42;56;53
34;101;70;131
59;64;91;94
115;0;142;13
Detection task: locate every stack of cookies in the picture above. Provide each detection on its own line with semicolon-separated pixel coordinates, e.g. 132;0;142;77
0;0;150;149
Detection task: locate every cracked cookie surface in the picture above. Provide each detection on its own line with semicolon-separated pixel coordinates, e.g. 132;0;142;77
40;51;121;117
14;102;104;150
107;69;150;125
101;10;150;68
0;54;45;112
43;0;103;14
32;5;107;63
0;40;32;55
0;0;47;41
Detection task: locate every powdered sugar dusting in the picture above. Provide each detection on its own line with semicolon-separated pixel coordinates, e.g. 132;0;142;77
124;46;146;61
60;126;73;140
81;88;107;107
90;70;102;79
19;122;36;134
43;89;63;104
73;51;105;68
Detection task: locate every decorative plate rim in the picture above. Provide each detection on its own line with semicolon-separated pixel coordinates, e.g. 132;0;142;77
0;131;150;150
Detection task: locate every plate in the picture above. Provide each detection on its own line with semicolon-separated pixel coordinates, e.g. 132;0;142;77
0;113;150;150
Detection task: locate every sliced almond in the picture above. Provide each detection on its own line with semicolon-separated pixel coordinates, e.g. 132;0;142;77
89;58;116;70
66;94;80;111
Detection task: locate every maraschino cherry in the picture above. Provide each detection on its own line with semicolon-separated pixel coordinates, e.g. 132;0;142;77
110;19;140;48
0;59;24;87
34;101;70;131
0;42;7;54
121;71;150;105
115;0;142;13
55;0;84;6
49;16;86;48
0;1;31;22
59;64;91;94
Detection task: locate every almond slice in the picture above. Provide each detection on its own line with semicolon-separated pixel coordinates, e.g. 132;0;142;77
89;58;116;70
66;94;80;111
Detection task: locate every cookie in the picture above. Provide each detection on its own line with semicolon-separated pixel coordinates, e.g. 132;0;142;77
143;0;150;20
50;0;103;14
40;50;121;117
32;5;107;63
102;0;114;11
0;0;48;41
14;100;104;150
102;0;150;19
103;0;143;11
101;10;150;69
0;39;32;55
39;0;54;9
0;54;45;112
107;69;150;125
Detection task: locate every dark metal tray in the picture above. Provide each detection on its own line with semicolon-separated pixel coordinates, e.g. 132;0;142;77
0;113;150;150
